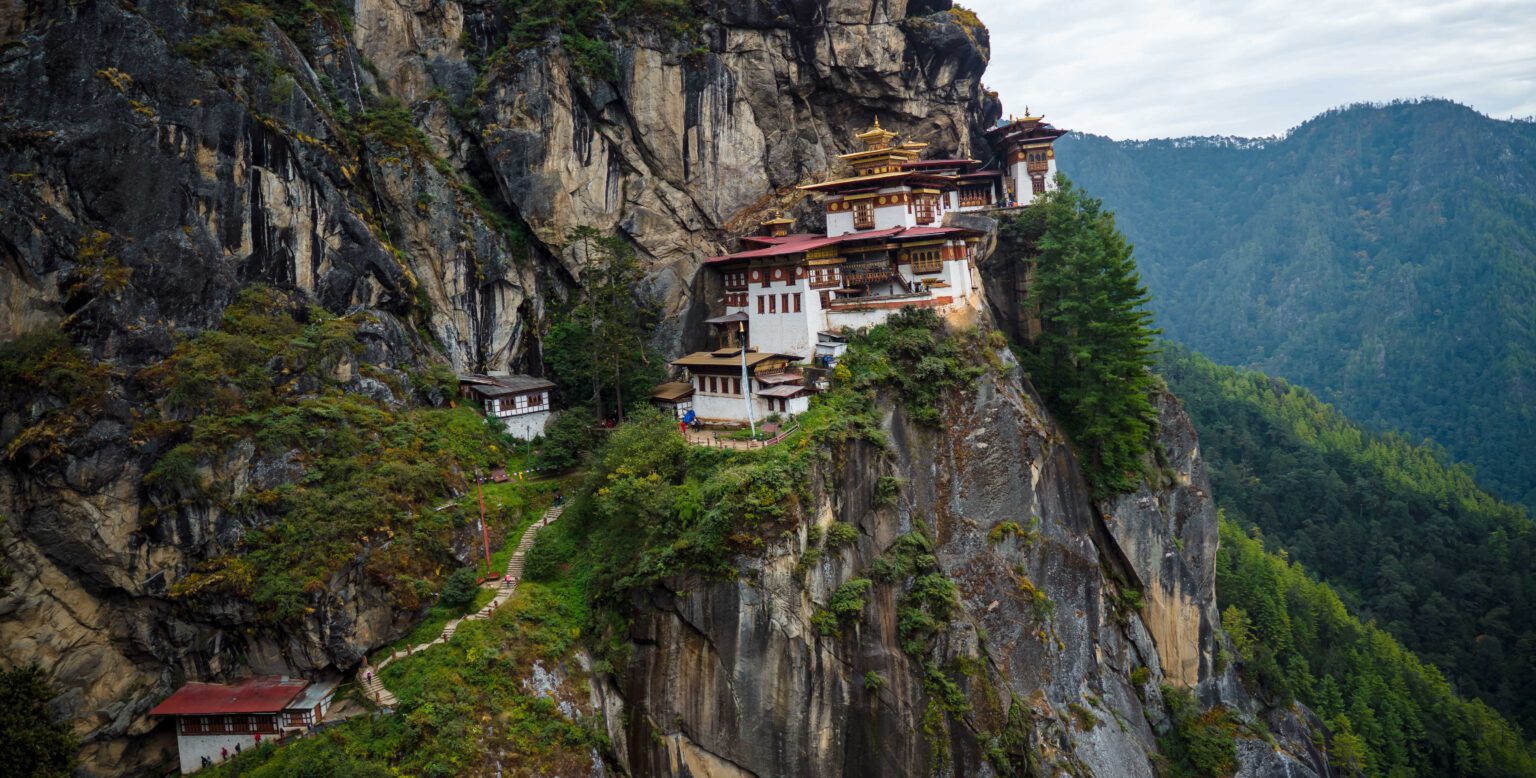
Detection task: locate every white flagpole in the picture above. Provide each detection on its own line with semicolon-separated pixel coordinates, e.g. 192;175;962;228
740;321;756;438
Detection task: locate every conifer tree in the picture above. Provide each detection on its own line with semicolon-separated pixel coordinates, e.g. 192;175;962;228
544;227;663;423
1009;179;1159;496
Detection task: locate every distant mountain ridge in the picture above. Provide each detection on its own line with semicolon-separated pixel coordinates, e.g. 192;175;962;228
1059;99;1536;508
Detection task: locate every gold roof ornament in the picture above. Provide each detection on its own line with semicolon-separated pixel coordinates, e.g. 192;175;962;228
760;213;794;226
855;116;898;151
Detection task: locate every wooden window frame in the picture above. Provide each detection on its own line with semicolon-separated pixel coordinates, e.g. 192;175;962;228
910;248;943;274
853;200;874;229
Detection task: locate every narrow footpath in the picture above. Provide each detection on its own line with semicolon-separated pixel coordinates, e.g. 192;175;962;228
357;504;566;708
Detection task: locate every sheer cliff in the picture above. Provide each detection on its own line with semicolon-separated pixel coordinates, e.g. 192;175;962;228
0;0;997;773
587;347;1327;778
0;1;1327;776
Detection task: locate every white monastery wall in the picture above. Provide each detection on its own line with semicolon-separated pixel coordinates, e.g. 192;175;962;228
177;733;262;774
500;409;552;440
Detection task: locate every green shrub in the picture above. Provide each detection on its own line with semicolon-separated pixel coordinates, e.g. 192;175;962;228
1068;702;1099;731
0;665;78;776
533;410;596;471
439;567;479;611
1130;666;1151;688
824;522;859;550
1157;685;1238;778
863;671;886;692
814;578;872;636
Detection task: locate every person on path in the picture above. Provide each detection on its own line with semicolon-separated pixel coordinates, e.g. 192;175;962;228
221;747;228;762
254;732;261;746
234;743;241;755
366;670;373;683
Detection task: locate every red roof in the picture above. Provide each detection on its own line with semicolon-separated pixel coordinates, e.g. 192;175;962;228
149;677;309;716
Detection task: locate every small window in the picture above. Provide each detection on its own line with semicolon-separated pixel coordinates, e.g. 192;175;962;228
853;201;874;229
758;296;764;314
794;293;802;313
769;295;777;314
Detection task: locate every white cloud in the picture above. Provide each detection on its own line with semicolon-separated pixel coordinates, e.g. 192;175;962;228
964;0;1536;139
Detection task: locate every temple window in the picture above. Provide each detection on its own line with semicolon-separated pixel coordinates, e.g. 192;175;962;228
911;248;943;274
914;196;937;224
853;200;874;229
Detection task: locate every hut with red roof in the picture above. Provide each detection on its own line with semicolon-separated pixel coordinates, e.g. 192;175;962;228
149;676;335;773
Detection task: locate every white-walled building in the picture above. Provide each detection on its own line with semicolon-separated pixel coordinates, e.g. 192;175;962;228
668;349;812;424
665;114;1066;426
458;373;555;439
985;111;1067;206
149;676;337;774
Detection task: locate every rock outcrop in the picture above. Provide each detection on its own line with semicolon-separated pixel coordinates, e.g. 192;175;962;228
0;0;1327;775
0;0;997;773
600;349;1329;777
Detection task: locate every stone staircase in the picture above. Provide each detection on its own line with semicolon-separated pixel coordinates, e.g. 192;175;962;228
356;504;566;709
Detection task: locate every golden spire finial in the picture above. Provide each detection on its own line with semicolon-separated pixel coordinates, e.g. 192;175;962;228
873;115;880;129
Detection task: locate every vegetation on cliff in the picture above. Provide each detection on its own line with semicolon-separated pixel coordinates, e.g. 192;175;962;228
0;666;78;778
1002;180;1159;497
521;308;996;658
1160;345;1536;735
542;227;665;425
205;575;604;777
139;286;524;623
1060;100;1536;510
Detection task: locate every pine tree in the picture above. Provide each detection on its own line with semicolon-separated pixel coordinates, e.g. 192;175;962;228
544;227;663;423
0;665;77;777
1010;179;1159;497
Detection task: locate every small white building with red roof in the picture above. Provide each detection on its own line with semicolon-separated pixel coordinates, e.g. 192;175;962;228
149;676;336;773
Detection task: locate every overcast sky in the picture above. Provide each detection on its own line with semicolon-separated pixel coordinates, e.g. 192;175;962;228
964;0;1536;140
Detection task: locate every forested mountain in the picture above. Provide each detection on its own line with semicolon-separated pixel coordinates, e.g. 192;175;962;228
1158;345;1536;736
1060;100;1536;509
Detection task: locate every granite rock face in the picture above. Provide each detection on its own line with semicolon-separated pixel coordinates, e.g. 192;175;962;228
0;0;995;773
0;0;1326;774
602;351;1331;777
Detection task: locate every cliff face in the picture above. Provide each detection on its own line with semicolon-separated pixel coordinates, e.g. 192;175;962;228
0;0;994;773
599;346;1328;777
0;1;1327;775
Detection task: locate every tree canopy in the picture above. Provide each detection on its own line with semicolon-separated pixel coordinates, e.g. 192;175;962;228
1160;344;1536;734
1005;179;1160;497
542;227;664;425
0;665;77;778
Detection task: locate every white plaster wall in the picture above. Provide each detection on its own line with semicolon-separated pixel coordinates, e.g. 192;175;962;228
500;410;552;440
825;211;856;236
1045;157;1059;191
1009;159;1029;206
746;277;815;358
944;254;973;297
693;389;756;422
872;200;915;230
825;307;898;331
177;733;260;774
